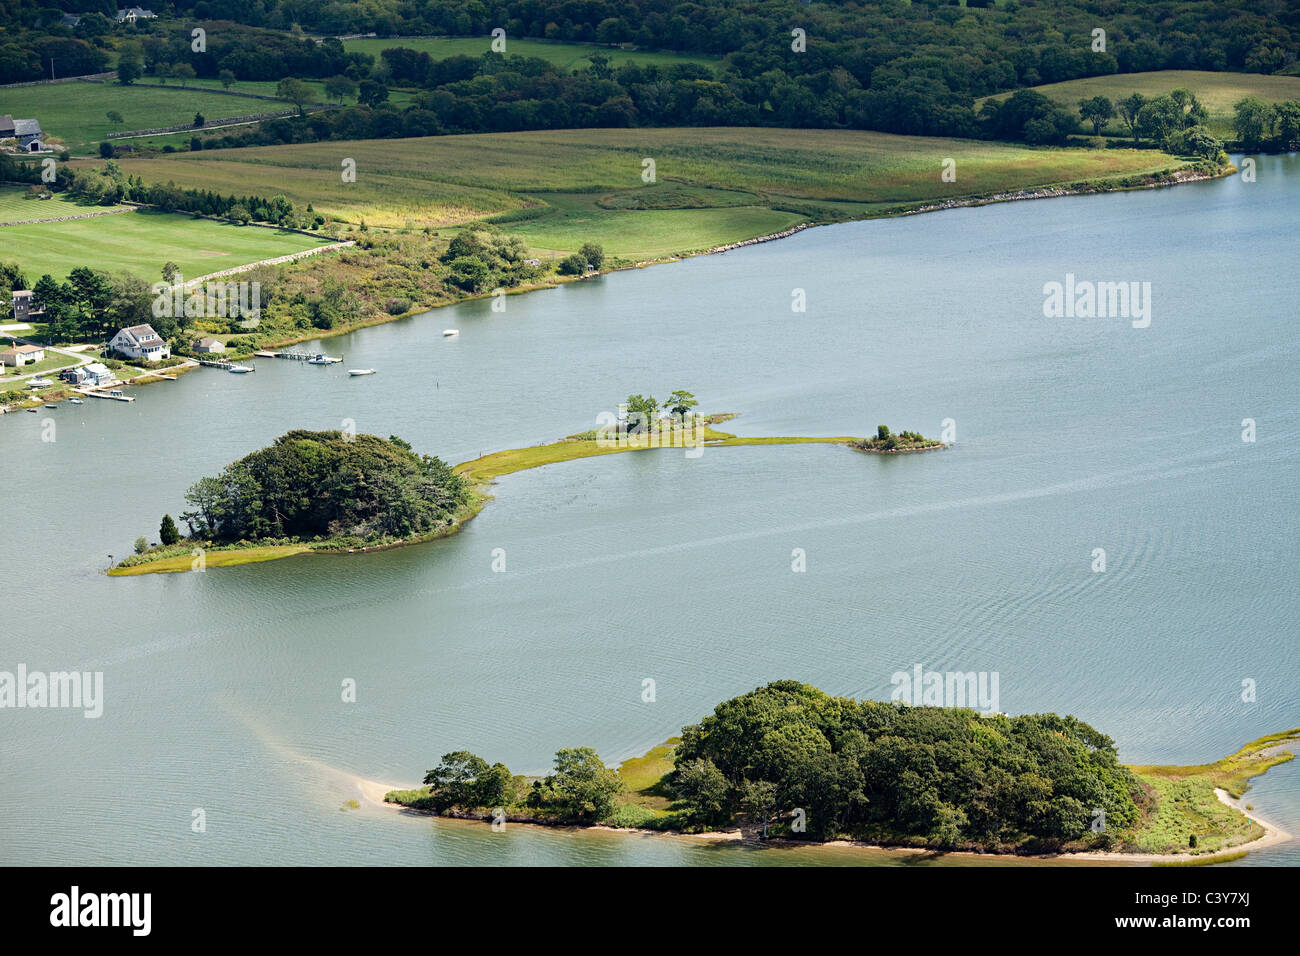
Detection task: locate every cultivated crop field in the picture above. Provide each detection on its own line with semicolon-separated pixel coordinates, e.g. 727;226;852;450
106;127;1189;259
0;204;332;281
342;35;718;72
979;70;1300;139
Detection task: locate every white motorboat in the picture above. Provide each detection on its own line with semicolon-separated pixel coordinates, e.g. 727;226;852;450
228;364;254;374
442;329;459;336
69;398;84;405
348;368;376;376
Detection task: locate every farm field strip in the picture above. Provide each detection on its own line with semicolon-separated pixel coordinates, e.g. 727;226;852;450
0;206;333;281
104;127;1188;253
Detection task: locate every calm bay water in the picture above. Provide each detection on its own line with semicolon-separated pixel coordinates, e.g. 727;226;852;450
1;155;1296;866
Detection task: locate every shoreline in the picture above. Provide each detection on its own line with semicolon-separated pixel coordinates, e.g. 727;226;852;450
6;158;1221;410
363;737;1295;867
362;782;1291;868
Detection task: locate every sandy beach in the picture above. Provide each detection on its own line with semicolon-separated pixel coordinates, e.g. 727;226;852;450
359;775;1290;866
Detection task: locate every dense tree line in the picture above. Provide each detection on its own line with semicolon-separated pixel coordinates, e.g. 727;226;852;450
409;681;1146;848
55;159;316;230
3;1;1295;131
672;681;1142;847
1233;96;1300;150
180;431;470;543
180;52;1243;153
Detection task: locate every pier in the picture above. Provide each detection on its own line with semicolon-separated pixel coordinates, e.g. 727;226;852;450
77;388;135;402
257;350;343;363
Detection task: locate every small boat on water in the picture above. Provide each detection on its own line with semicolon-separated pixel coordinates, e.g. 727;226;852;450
442;329;459;337
348;368;376;377
228;364;254;374
306;353;339;365
69;398;83;405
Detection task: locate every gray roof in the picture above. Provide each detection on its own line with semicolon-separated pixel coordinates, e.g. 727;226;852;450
0;115;13;134
13;119;41;137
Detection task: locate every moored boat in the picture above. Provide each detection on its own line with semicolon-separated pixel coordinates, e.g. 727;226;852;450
348;368;376;376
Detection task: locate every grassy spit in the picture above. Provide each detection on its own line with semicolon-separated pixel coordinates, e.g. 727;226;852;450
109;415;937;576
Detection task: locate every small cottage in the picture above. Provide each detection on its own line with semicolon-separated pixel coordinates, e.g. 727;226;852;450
0;343;45;367
193;337;225;354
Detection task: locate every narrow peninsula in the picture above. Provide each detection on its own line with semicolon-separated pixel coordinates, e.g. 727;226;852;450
110;404;943;575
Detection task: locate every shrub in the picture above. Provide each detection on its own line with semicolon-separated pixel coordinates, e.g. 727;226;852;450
557;253;587;275
603;803;657;829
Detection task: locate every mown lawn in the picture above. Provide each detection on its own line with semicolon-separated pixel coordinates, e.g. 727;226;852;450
0;208;332;281
0;350;79;377
0;81;294;153
978;70;1300;140
0;186;124;223
106;127;1191;259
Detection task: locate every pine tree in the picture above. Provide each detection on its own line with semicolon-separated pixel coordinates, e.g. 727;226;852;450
159;514;180;546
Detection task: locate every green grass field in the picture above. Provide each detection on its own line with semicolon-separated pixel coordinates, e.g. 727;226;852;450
979;70;1300;140
0;201;332;281
0;81;303;153
105;127;1189;259
342;35;717;72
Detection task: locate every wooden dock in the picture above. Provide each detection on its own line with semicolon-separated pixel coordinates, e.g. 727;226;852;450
78;388;134;402
264;349;342;363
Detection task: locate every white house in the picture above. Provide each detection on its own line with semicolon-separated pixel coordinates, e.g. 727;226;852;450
109;324;170;362
116;7;157;23
0;343;45;366
193;336;225;354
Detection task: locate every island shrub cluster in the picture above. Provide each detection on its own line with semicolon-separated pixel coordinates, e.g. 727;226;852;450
852;424;943;453
177;430;469;545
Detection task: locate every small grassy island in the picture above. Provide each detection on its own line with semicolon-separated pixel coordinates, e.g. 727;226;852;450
386;682;1296;863
111;430;472;574
852;424;945;453
110;401;942;575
